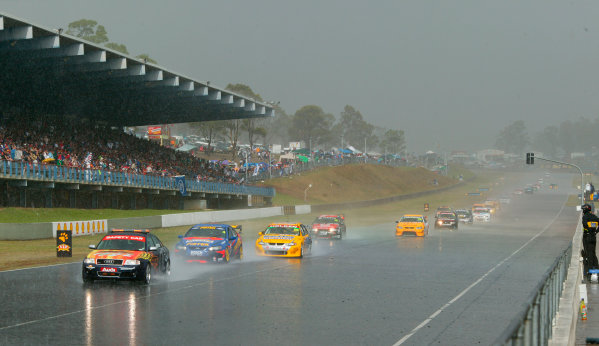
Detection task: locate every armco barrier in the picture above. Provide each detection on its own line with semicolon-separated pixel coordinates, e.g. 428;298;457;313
52;220;107;238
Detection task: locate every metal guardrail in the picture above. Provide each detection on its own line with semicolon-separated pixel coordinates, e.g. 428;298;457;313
495;242;572;345
0;160;275;197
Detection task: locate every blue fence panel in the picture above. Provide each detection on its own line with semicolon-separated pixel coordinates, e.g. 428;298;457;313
0;160;275;197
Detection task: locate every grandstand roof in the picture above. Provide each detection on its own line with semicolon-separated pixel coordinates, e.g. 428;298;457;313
0;13;275;126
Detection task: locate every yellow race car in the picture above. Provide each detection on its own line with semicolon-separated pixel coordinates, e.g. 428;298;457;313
395;214;428;237
255;223;313;258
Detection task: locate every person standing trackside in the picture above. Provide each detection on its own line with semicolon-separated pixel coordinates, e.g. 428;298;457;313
581;204;599;278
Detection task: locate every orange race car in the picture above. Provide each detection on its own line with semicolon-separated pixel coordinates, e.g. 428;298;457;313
395;214;429;237
256;223;312;258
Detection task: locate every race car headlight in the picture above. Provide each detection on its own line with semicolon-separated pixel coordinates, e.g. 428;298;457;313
329;228;336;232
176;245;187;250
312;228;317;232
416;227;423;229
287;242;296;246
208;246;223;251
258;241;265;245
123;259;140;266
83;258;95;264
437;221;443;225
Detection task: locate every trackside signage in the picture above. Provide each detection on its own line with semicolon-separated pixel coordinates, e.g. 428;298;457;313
56;230;72;257
52;220;108;238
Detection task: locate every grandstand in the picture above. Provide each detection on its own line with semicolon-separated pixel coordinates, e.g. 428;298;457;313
0;12;275;210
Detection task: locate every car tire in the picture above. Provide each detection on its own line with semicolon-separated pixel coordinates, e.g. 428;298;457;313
299;246;304;259
163;260;171;276
238;245;243;260
140;263;151;284
82;269;94;284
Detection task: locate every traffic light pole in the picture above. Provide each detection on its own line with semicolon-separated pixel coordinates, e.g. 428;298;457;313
529;156;584;206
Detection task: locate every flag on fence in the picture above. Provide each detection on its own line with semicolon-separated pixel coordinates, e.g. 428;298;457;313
175;175;187;196
84;152;93;168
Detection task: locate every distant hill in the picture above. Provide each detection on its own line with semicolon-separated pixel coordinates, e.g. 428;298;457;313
257;164;467;205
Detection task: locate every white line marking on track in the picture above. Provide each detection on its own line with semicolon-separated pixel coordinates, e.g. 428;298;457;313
393;198;568;346
0;261;79;273
0;262;292;331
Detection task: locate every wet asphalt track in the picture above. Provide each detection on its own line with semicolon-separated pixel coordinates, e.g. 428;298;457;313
0;173;580;345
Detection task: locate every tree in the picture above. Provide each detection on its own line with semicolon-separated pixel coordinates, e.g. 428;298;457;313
289;105;334;148
225;83;264;102
136;54;158;64
531;125;559;158
67;19;156;61
66;19;108;44
188;121;224;150
336;105;375;152
223;120;242;159
105;42;129;55
494;120;529;154
379;129;406;155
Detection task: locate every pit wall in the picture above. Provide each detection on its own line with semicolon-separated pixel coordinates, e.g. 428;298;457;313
0;205;311;240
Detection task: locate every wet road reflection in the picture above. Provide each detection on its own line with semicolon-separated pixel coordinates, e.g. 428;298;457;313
0;175;581;345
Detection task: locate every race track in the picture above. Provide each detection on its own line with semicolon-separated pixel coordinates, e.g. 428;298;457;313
0;173;579;345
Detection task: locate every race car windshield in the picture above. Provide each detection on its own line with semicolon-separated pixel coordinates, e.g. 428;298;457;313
97;238;146;251
400;217;422;223
456;211;469;216
185;227;226;238
265;227;300;235
473;208;489;213
314;217;338;224
438;214;454;219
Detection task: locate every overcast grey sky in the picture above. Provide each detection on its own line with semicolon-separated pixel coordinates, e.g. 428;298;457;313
2;0;599;152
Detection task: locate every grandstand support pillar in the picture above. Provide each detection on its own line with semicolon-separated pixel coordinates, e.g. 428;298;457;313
91;191;98;209
44;190;53;208
69;191;76;208
178;198;184;210
19;188;26;208
147;197;154;209
112;194;118;209
130;195;136;210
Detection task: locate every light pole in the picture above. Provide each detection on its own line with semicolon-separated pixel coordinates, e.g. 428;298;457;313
526;153;584;206
304;183;312;202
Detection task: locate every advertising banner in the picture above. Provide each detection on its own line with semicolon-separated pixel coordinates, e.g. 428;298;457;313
56;230;72;257
175;175;187;196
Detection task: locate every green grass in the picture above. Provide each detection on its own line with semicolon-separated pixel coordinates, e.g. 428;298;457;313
0;208;192;223
272;193;306;206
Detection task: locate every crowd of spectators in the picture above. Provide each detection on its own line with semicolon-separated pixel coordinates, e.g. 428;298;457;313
0;116;241;184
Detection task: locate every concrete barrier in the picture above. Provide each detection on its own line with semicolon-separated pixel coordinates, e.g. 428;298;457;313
161;207;284;228
108;216;163;230
0;223;52;240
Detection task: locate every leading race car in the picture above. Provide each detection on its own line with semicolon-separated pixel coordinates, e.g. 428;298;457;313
256;223;312;258
395;214;428;237
82;229;170;284
174;224;243;263
311;214;346;239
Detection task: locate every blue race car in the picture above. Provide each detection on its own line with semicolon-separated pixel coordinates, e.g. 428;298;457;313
174;224;243;263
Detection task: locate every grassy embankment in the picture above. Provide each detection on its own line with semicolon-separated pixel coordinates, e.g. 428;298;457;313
0;164;500;271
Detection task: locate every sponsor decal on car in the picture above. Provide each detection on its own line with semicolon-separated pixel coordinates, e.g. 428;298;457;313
263;235;296;240
103;235;145;242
